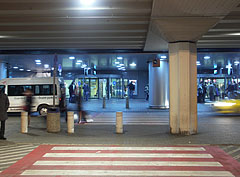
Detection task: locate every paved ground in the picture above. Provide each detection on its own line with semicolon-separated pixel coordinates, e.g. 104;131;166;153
0;99;239;176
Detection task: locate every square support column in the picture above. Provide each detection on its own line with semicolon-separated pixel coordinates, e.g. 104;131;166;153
169;42;197;135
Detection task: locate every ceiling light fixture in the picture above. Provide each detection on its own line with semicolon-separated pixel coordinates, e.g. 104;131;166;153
115;61;120;64
130;62;136;67
44;64;49;69
160;56;167;59
69;56;75;60
13;66;18;69
19;69;24;71
36;63;41;65
204;56;211;60
117;57;123;60
35;59;41;63
80;0;95;6
27;70;31;72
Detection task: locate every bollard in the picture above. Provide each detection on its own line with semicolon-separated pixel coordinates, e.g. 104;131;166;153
47;108;60;133
126;96;129;109
67;112;74;133
116;112;123;134
103;97;106;108
21;112;28;133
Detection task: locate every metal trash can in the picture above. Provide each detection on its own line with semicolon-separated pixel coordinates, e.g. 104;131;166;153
47;108;60;133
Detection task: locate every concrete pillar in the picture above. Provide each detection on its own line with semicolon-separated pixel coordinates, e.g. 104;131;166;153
169;42;197;135
149;60;169;108
0;62;7;80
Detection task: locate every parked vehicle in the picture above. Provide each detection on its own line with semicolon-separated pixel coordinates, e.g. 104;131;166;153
0;77;66;116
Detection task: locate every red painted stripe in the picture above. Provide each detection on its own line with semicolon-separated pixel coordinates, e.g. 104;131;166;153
40;157;218;162
204;146;240;177
28;165;225;171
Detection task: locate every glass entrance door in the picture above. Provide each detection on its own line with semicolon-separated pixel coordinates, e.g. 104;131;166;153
110;78;123;98
99;79;108;99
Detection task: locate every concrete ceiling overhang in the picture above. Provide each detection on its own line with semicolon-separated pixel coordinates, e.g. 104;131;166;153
144;0;240;51
0;0;152;50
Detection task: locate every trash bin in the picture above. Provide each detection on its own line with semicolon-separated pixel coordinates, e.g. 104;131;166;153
47;107;60;133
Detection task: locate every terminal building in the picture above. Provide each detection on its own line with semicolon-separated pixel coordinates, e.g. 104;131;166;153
0;0;240;135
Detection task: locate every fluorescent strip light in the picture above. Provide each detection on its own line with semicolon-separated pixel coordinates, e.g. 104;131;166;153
69;56;75;60
35;60;41;63
204;56;210;60
117;57;123;60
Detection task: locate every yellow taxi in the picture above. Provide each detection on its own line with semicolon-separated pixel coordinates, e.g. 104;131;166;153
212;99;240;114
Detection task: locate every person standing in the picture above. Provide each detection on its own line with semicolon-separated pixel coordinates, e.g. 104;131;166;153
144;84;149;101
68;81;76;103
83;83;90;101
0;88;10;140
208;82;215;101
128;81;135;98
24;89;33;126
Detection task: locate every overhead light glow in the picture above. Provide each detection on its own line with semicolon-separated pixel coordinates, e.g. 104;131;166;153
36;63;41;65
227;33;240;36
119;64;124;66
204;56;211;60
117;57;123;60
13;66;18;69
234;61;240;65
80;0;95;6
116;65;121;68
35;60;41;63
115;61;120;64
19;69;24;71
160;56;167;59
27;70;31;72
77;60;82;63
76;62;81;65
44;64;49;69
51;67;54;70
69;56;75;60
130;62;136;67
81;64;87;68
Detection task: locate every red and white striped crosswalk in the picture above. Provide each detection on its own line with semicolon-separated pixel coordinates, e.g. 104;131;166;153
1;145;240;176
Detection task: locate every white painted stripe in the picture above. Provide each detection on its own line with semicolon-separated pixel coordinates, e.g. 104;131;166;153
0;157;23;162
44;153;212;158
0;144;38;150
51;147;206;151
0;147;36;154
0;153;29;159
21;170;234;176
0;161;17;165
34;161;222;167
0;150;32;156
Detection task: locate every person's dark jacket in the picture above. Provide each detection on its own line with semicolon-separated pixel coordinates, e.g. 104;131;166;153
0;92;10;121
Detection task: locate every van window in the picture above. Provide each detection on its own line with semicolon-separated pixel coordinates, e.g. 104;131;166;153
34;84;57;96
0;85;5;93
8;85;33;96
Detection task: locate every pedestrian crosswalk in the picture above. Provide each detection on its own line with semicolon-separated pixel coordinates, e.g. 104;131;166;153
82;112;169;125
0;143;39;173
1;145;239;176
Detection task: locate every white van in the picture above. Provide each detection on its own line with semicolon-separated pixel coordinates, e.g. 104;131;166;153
0;77;66;116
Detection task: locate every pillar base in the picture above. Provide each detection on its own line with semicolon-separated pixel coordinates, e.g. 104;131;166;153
149;105;169;109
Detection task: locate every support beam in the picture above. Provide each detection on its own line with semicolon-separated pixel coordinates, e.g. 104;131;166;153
169;42;197;135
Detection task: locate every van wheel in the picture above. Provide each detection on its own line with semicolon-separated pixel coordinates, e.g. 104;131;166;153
38;105;48;116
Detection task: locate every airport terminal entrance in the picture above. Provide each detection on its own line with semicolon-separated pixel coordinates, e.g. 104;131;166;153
68;77;129;99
